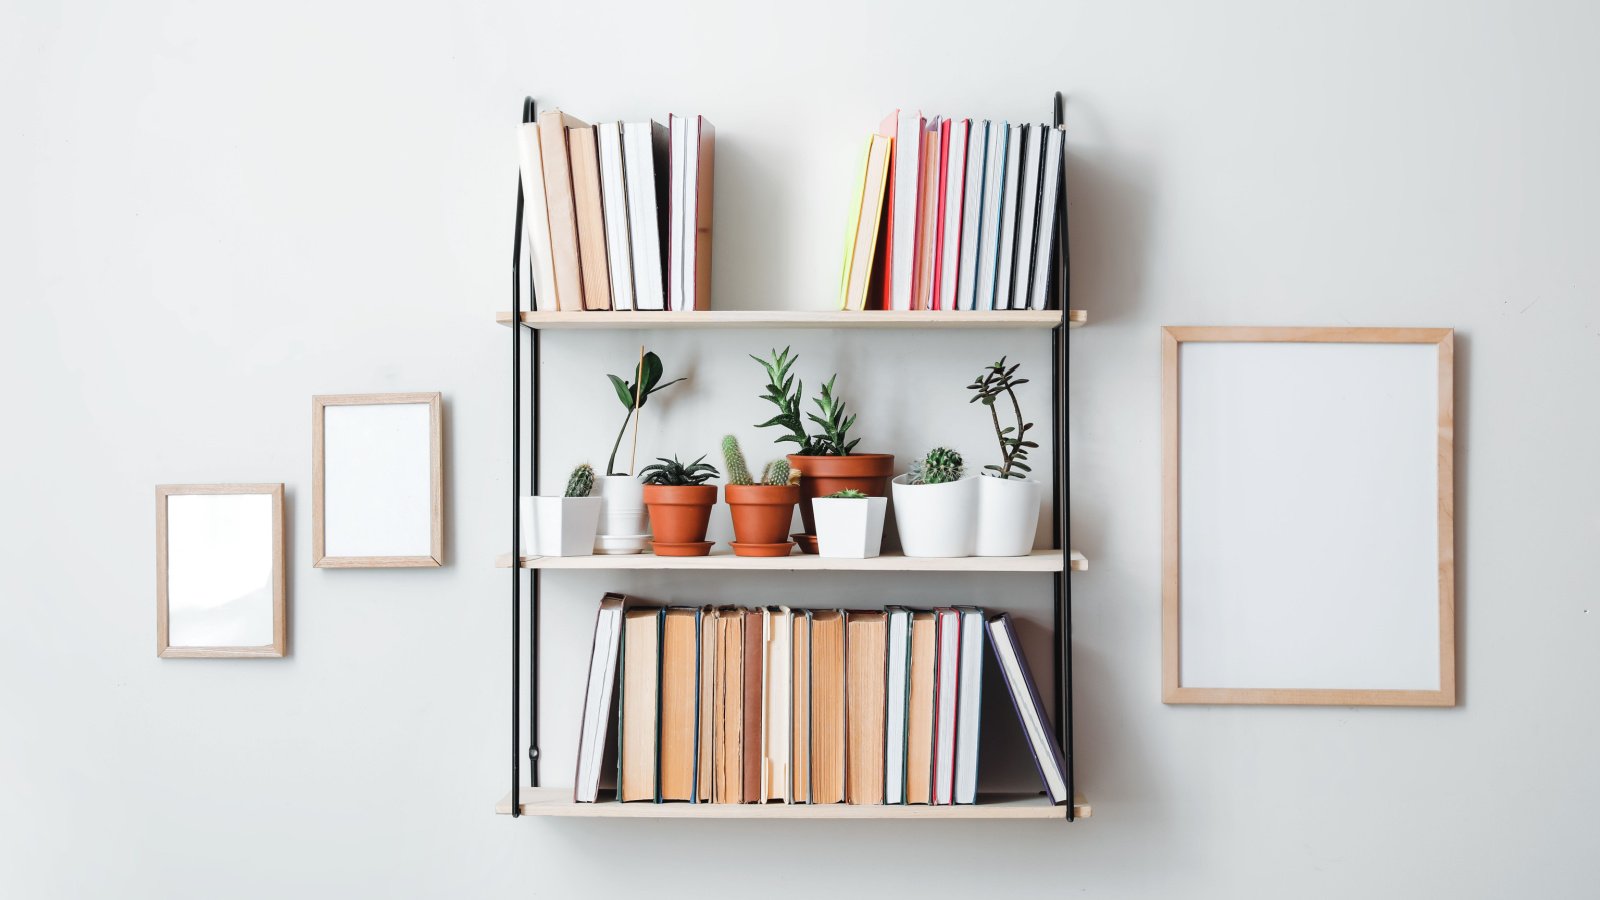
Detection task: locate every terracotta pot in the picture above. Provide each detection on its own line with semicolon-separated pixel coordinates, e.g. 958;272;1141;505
785;453;895;549
724;484;801;549
641;484;717;545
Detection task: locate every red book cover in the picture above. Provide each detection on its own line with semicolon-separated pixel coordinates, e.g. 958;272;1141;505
931;118;953;310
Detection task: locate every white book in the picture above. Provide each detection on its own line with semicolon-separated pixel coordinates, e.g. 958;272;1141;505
575;595;624;802
1011;123;1045;309
515;122;560;312
668;114;688;312
890;109;925;311
1028;126;1066;311
622;121;668;310
761;607;793;803
973;123;1009;311
953;607;985;805
988;614;1069;805
994;123;1025;311
596;123;635;311
954;121;989;311
884;608;912;804
932;608;961;804
937;119;969;312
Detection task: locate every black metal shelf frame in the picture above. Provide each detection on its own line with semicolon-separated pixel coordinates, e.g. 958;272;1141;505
508;93;1076;819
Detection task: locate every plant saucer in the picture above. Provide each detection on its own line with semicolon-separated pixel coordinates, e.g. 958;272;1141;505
791;533;821;555
730;541;796;558
649;540;715;557
594;533;650;555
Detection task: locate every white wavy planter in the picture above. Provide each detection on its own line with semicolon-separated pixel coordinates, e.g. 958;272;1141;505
975;476;1042;557
890;474;978;558
812;496;888;559
593;475;649;553
520;496;602;557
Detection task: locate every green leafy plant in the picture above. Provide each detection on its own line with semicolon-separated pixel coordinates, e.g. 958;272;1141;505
825;489;868;499
807;376;860;456
966;357;1036;479
564;463;595;497
605;351;687;477
760;459;791;487
638;455;720;487
722;435;753;486
750;347;860;456
908;447;965;485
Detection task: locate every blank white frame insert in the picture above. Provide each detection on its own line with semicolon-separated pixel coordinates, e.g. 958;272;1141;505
313;392;443;568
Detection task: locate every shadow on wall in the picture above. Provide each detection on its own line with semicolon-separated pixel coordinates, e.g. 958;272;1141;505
1064;96;1159;328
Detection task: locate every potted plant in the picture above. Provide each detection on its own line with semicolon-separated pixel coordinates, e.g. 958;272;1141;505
721;435;800;557
967;356;1043;557
639;454;721;557
891;447;979;557
594;350;686;554
521;463;603;557
751;347;894;553
812;489;888;559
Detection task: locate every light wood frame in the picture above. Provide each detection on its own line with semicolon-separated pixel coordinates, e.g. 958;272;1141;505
312;392;444;568
1161;326;1455;706
156;483;287;658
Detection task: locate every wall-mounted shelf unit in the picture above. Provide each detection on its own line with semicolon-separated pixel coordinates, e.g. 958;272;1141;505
500;93;1084;822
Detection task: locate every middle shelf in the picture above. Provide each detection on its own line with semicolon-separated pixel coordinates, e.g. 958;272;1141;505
495;548;1086;573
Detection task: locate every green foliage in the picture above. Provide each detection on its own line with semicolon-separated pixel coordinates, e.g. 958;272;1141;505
638;454;720;487
722;435;753;486
966;356;1036;480
806;376;860;456
760;459;791;486
825;489;868;499
909;447;965;485
750;347;861;456
564;463;595;498
605;351;687;476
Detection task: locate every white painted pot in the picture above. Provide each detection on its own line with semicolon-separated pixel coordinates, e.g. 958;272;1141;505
975;476;1042;557
593;475;649;549
812;496;888;559
520;496;602;557
890;475;978;558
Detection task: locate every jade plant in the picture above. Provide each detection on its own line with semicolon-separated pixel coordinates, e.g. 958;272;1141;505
966;357;1036;479
750;347;860;456
908;447;965;485
605;351;687;476
638;455;720;487
564;463;595;497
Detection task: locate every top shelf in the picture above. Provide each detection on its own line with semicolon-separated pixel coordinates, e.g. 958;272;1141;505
495;309;1086;330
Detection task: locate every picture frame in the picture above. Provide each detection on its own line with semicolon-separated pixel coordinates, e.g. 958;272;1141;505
312;392;444;568
156;483;287;658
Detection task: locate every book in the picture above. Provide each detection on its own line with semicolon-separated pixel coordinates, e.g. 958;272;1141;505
712;607;743;803
791;609;812;804
573;593;624;802
1028;126;1065;311
905;610;937;804
668;114;715;311
952;606;986;804
742;607;763;803
658;607;699;801
567;125;612;310
911;124;941;310
536;109;588;311
933;118;968;311
595;122;635;311
809;609;846;803
618;606;662;802
1011;123;1045;309
954;120;989;311
883;607;913;803
973;122;1010;311
697;604;716;802
874;112;898;309
845;610;887;804
761;607;793;802
667;116;687;312
514;122;560;312
987;613;1070;805
994;123;1025;311
889;110;926;312
838;135;892;312
622;121;669;311
931;607;961;804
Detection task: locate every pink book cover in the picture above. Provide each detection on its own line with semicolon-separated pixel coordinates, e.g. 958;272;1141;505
931;118;953;310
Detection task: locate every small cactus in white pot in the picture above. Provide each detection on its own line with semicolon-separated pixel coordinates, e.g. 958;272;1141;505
521;463;604;557
891;447;979;557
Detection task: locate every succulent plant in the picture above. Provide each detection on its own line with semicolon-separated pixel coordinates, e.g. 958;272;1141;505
760;459;791;487
722;435;753;486
564;463;595;498
751;346;861;456
908;447;965;485
605;350;687;476
966;356;1036;480
638;454;720;487
826;489;868;499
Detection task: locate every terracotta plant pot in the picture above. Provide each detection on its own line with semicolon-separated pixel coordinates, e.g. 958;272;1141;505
641;484;718;548
724;484;801;550
785;453;895;553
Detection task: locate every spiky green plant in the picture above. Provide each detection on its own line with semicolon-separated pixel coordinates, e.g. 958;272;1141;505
564;463;595;497
966;356;1036;479
605;350;687;477
722;435;753;486
638;455;720;486
760;459;791;486
750;347;860;456
826;489;868;499
909;447;964;485
806;375;860;456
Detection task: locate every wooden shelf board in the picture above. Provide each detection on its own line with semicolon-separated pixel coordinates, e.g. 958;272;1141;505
495;309;1086;330
495;548;1087;573
496;787;1090;820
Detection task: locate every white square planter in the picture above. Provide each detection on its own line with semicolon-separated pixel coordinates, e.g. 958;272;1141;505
520;496;602;557
812;496;888;559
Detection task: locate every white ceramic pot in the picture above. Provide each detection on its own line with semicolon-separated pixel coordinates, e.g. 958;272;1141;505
520;496;602;557
889;474;978;558
593;475;649;547
812;496;888;559
975;476;1042;557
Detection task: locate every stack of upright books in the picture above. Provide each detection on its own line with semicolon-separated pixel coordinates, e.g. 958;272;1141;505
517;111;715;312
839;110;1066;313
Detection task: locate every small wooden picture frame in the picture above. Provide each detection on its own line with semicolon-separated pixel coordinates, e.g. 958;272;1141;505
313;392;444;568
156;483;287;658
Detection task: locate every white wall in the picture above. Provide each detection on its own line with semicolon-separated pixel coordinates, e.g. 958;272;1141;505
4;0;1598;896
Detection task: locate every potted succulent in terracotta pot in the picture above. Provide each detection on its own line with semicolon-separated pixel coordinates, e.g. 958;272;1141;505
967;356;1042;557
594;350;686;554
891;447;979;557
812;489;888;559
639;454;720;557
721;435;799;557
751;347;893;553
521;463;603;557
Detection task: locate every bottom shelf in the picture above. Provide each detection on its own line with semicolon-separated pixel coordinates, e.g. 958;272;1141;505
496;787;1091;820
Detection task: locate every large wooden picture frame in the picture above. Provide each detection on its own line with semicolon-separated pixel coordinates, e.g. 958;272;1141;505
1161;327;1455;706
313;392;444;568
156;483;287;658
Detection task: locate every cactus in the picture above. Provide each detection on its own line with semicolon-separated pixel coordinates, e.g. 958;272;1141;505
565;463;595;497
909;447;965;485
721;435;753;486
826;489;868;499
761;459;791;486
